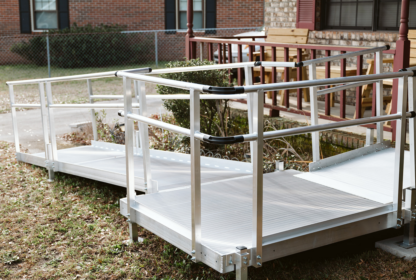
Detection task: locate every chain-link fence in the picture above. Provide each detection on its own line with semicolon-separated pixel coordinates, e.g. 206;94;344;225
0;27;260;113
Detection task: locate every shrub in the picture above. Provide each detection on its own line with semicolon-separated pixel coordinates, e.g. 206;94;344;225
11;23;154;68
156;59;239;137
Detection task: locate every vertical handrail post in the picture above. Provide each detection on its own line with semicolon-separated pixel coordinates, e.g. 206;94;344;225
8;85;20;153
45;82;58;162
340;51;346;118
38;82;54;181
138;81;154;193
123;77;139;243
270;46;278;117
296;48;303;110
355;55;363;119
87;79;98;141
375;50;384;142
251;89;264;268
190;88;202;263
245;65;254;171
308;63;320;162
324;50;331;115
409;75;416;188
393;75;409;228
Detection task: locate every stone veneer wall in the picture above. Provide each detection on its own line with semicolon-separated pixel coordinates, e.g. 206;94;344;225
264;0;399;105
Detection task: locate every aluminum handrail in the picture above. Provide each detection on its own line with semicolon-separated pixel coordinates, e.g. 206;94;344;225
89;94;248;100
119;111;191;136
302;45;389;66
12;104;41;108
49;103;140;109
317;80;380;96
6;67;152;86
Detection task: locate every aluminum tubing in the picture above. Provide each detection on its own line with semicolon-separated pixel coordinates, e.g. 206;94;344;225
243;71;415;93
49;104;140;109
126;113;191;136
116;71;206;91
263;113;403;140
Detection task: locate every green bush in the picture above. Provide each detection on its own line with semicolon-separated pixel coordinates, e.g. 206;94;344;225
157;59;240;137
11;23;154;68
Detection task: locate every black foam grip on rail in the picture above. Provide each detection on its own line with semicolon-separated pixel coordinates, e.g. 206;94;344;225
409;111;416;118
115;67;152;77
202;86;245;94
295;61;304;67
202;135;244;145
385;45;390;50
254;61;262;66
118;110;124;117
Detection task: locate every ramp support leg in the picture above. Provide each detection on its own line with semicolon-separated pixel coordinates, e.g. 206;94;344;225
401;188;416;248
235;246;249;280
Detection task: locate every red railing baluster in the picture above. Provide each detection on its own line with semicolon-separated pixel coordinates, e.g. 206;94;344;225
228;43;232;84
356;55;363;119
249;45;254;84
325;50;331;116
296;48;302;110
237;44;243;86
218;44;222;65
208;43;213;62
270;46;279;117
340;51;346;118
284;47;289;108
222;44;226;64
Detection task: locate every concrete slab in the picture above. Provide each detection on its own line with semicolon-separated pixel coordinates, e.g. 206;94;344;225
375;236;416;261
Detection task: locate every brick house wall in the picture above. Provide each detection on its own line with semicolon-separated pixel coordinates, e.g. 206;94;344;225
0;1;21;36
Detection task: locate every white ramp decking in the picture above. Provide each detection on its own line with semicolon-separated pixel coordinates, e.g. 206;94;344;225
120;146;405;273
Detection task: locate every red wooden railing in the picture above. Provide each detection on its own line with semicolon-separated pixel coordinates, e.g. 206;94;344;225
188;37;396;133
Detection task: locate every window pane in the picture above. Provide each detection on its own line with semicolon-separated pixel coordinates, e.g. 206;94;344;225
180;0;187;11
340;2;357;26
35;11;58;29
194;0;202;11
180;11;187;29
357;2;372;26
194;11;202;29
379;1;399;28
35;0;56;11
327;3;340;26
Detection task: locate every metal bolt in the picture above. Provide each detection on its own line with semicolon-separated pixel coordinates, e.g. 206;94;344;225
243;257;247;260
191;250;195;254
257;255;261;259
191;257;196;261
244;261;247;265
229;260;233;264
257;262;262;266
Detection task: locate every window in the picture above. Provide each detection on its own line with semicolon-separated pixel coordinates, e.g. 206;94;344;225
325;0;416;30
33;0;58;29
179;0;204;30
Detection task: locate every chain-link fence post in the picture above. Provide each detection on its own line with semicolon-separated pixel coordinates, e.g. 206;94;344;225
46;33;51;78
155;31;158;68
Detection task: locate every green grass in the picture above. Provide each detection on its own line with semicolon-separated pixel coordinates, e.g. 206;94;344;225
1;140;415;279
0;62;169;114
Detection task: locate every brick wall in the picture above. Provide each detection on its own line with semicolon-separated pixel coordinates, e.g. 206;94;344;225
217;0;263;28
0;0;21;36
264;0;296;28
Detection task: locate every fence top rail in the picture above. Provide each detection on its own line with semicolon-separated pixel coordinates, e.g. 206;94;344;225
190;36;396;54
6;68;152;86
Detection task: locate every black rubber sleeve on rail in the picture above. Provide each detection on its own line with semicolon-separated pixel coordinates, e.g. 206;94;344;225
202;86;245;94
115;67;152;77
385;45;390;50
409;111;416;118
202;135;244;145
254;61;303;67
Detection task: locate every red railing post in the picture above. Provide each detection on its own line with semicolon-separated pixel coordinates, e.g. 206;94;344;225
218;44;222;64
237;44;243;86
228;44;232;84
340;51;346;118
391;0;411;140
270;46;279;117
356;55;363;119
324;50;331;116
296;48;303;110
208;43;213;61
249;45;254;84
284;47;289;108
185;0;194;60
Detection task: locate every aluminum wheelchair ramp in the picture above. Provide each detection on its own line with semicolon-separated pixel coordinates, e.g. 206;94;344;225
120;169;392;273
17;141;251;192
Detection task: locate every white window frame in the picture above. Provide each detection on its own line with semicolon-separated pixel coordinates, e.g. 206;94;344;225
30;0;59;32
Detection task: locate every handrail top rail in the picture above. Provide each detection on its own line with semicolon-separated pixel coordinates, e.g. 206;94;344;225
190;36;396;54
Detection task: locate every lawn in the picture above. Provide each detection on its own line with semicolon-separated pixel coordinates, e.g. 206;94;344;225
1;140;416;279
0;62;169;114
